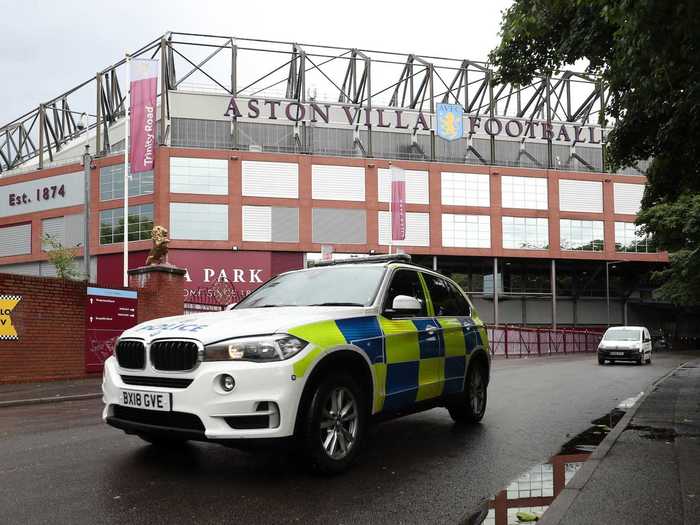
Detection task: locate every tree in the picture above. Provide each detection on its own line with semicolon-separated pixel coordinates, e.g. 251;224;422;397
489;0;700;304
43;234;82;280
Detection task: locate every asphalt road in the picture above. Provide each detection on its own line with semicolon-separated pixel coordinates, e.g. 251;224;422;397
1;351;696;525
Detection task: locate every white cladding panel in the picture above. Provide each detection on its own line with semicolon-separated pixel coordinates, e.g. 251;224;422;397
559;179;603;212
169;203;228;240
0;223;31;256
42;216;65;247
441;172;490;207
41;214;84;249
614;183;644;215
378;211;430;246
442;214;491;248
501;176;548;210
0;172;84;218
312;165;365;201
170;157;228;195
242;206;272;242
377;169;429;204
242;161;298;198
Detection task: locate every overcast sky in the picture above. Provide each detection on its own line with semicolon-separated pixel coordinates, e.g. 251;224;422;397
0;0;512;126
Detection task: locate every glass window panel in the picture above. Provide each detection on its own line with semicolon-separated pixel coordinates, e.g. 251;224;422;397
614;221;655;252
99;163;154;201
501;176;548;210
99;204;154;245
560;219;605;251
502;217;549;249
441;172;490;206
442;214;490;248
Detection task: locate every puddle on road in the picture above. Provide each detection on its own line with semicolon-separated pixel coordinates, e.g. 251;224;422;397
462;401;634;525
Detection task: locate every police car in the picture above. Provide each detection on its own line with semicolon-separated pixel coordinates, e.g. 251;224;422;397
102;254;491;473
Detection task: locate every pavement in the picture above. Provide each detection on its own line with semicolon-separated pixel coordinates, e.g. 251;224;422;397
0;376;102;407
1;351;697;524
541;358;700;525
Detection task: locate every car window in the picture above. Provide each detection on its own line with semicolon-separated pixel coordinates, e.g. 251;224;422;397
423;274;470;316
603;328;642;342
383;269;427;317
236;265;385;308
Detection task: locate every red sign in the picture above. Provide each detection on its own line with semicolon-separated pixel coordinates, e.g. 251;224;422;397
391;165;407;241
129;58;158;173
96;250;304;307
85;287;138;373
169;250;303;306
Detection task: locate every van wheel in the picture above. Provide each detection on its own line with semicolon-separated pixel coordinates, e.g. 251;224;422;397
299;372;367;475
598;356;605;365
447;360;487;423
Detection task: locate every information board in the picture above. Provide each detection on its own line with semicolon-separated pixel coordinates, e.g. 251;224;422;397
85;287;138;373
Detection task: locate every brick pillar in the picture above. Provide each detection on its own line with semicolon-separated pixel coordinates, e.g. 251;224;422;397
128;264;186;323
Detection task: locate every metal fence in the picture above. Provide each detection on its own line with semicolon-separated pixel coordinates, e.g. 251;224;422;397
487;325;604;357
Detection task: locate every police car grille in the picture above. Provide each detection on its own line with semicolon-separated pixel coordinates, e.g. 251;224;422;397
115;340;145;369
120;375;193;389
150;341;199;371
112;405;204;431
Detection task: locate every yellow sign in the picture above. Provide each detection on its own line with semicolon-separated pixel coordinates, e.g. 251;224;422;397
0;295;21;340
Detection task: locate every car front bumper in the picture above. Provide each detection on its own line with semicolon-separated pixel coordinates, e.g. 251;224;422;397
102;355;305;440
598;349;643;360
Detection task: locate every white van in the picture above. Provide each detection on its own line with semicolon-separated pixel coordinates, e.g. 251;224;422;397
597;326;652;365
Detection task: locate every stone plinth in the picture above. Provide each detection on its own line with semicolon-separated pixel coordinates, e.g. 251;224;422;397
128;264;186;323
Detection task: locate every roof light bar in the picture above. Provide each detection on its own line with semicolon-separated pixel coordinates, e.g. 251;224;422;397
311;254;412;267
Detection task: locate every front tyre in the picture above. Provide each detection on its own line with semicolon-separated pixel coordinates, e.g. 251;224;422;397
447;360;487;423
300;372;367;475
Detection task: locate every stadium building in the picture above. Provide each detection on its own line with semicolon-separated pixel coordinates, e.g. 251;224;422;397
0;32;675;330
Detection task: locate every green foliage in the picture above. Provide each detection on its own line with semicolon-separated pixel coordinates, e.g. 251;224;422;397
490;0;700;304
43;234;82;280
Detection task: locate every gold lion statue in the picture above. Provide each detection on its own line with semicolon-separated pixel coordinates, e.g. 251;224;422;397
146;225;169;266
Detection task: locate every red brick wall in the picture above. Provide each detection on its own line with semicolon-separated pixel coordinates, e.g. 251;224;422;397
128;266;185;323
0;273;87;383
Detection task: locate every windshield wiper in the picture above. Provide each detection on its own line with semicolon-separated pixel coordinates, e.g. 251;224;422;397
308;302;364;307
248;304;297;308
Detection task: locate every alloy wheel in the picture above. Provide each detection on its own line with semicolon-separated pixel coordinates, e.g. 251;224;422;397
469;367;486;416
319;386;359;460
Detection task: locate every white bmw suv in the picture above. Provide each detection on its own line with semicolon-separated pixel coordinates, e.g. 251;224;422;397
102;254;491;473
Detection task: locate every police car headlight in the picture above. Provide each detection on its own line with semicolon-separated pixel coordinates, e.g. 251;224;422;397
203;334;308;362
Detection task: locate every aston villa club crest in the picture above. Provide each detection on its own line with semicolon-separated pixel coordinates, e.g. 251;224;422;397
436;103;464;141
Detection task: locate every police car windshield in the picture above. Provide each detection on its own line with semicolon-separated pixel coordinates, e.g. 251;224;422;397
236;266;386;308
604;329;641;341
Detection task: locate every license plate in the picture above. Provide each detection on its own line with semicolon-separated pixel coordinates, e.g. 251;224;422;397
610;352;624;356
119;389;171;411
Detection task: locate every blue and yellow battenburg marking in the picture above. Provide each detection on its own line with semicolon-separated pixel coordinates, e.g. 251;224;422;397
288;314;486;415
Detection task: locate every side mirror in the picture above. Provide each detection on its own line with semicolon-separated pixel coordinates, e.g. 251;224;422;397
386;295;422;316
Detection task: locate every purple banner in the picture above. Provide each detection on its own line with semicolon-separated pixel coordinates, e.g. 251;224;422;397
391;166;406;241
129;59;159;174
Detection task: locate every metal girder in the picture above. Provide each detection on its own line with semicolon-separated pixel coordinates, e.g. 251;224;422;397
388;55;433;111
0;31;610;174
0;35;162;173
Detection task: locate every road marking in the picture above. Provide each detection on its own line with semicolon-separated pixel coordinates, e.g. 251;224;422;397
617;392;644;409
